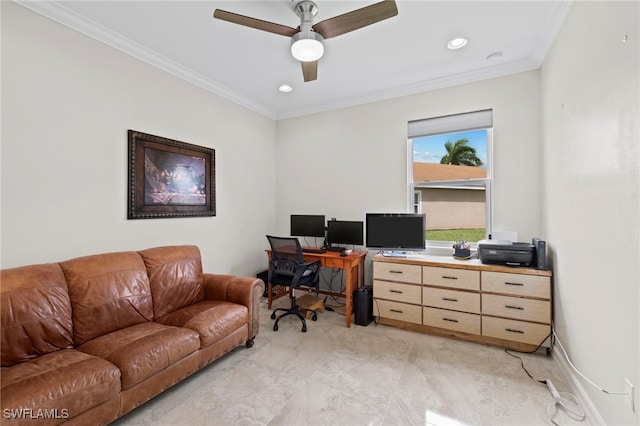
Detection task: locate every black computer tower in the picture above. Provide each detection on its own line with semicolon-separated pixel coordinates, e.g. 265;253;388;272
353;286;373;326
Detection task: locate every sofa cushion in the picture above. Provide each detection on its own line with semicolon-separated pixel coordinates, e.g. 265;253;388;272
1;349;120;422
138;245;204;319
156;300;249;347
1;264;73;367
59;251;153;346
78;322;200;390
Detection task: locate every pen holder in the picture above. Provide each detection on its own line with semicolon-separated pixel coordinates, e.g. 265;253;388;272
453;247;471;259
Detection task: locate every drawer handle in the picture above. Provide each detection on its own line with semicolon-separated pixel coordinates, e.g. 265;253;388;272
442;275;458;280
443;317;459;323
505;305;524;310
390;270;404;274
390;309;403;314
505;328;524;334
389;289;403;294
442;297;458;302
505;281;524;286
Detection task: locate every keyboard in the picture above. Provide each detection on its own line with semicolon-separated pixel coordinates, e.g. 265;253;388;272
326;247;345;253
302;247;326;254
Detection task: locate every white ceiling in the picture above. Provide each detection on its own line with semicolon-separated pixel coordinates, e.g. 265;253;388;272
19;0;573;120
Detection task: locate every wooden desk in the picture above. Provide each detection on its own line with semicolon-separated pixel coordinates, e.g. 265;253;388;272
265;249;367;327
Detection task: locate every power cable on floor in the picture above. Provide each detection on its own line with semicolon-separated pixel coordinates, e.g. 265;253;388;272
504;331;585;425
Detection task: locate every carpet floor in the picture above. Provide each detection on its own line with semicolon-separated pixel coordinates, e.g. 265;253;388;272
112;295;587;426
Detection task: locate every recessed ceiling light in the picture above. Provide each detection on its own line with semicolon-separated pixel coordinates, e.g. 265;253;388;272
278;84;293;93
447;37;467;50
486;51;503;60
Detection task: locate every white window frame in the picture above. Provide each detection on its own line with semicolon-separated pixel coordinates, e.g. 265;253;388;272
407;110;493;249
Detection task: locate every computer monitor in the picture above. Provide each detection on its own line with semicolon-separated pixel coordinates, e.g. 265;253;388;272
365;213;426;250
290;215;326;238
326;220;364;246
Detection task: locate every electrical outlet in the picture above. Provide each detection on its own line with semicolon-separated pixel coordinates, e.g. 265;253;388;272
625;378;634;411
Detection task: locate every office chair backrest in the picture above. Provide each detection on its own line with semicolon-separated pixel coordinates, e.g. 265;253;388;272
266;235;304;262
267;235;304;277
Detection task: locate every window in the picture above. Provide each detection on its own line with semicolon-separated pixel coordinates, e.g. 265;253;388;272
407;110;493;246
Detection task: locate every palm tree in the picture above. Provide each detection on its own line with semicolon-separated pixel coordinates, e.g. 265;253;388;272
440;138;483;166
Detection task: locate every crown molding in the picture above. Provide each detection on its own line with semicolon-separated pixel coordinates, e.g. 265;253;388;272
14;0;573;122
277;0;574;120
276;57;540;120
529;0;574;67
13;0;277;120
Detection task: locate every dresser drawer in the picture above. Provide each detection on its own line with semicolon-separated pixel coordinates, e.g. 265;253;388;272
423;307;480;335
423;287;480;314
374;262;422;284
482;271;550;299
482;294;551;324
373;280;421;304
374;299;422;324
482;316;550;346
423;266;480;290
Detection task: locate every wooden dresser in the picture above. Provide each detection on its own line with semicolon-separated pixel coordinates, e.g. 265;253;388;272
372;254;552;353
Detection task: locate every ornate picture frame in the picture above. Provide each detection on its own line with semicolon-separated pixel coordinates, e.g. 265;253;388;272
128;130;215;219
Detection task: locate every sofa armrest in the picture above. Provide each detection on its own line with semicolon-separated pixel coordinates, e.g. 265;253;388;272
203;274;264;342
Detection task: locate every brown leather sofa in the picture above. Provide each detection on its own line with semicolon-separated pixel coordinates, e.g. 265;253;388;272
1;245;264;425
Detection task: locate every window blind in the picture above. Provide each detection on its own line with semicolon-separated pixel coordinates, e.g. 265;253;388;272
408;109;493;138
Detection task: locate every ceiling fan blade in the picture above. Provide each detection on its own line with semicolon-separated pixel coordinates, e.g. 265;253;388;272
213;9;299;37
312;0;398;39
301;61;318;82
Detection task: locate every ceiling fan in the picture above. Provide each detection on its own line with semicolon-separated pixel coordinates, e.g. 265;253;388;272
213;0;398;82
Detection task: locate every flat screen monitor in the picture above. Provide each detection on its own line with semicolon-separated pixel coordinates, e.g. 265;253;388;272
365;213;426;250
326;220;364;246
290;215;326;238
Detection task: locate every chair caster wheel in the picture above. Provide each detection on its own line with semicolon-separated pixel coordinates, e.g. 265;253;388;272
271;312;276;320
311;313;318;321
273;324;278;331
302;325;307;332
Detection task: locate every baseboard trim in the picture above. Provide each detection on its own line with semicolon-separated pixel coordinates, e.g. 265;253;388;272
551;343;606;425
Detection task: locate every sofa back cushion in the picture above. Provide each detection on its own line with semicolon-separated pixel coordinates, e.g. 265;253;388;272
1;263;74;367
138;245;204;319
60;251;153;346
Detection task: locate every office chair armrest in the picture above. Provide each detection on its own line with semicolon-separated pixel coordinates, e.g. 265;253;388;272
203;273;264;339
298;259;321;270
292;260;321;281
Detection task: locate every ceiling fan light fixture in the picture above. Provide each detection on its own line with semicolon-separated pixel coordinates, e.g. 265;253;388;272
291;31;324;62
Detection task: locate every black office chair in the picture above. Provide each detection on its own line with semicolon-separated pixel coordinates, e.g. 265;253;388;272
266;235;321;332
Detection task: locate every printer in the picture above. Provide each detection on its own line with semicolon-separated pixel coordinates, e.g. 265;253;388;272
478;240;535;266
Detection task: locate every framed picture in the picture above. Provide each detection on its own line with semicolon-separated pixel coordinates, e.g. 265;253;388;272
128;130;215;219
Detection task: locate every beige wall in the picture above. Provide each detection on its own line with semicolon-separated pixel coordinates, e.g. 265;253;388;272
541;1;639;424
1;2;276;275
275;71;542;242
